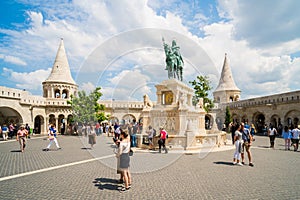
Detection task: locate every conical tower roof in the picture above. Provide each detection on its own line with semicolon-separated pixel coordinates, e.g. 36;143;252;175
44;38;76;85
214;53;240;92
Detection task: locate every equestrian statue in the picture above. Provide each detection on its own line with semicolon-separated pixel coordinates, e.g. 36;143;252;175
162;38;184;81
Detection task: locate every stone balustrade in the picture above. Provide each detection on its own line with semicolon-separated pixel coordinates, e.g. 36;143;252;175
0;86;26;99
136;132;227;150
224;90;300;109
99;100;145;109
0;86;70;107
20;97;69;106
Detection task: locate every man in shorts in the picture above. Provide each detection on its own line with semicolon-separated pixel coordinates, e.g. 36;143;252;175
241;123;254;167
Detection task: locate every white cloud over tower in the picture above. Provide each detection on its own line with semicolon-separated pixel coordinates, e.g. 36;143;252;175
0;0;299;99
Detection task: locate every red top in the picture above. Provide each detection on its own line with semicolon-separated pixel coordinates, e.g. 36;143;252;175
160;130;167;139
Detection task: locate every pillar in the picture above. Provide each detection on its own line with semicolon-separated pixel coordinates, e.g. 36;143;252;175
178;110;187;135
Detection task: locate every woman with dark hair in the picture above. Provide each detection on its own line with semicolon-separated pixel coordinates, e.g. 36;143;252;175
116;129;132;191
230;122;237;145
232;123;243;166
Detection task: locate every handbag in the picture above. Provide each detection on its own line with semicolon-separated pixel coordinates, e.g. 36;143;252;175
158;138;163;145
129;148;133;156
48;135;54;140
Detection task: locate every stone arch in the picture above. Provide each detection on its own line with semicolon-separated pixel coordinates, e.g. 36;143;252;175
253;112;266;134
62;89;69;99
58;114;66;134
205;114;213;129
284;110;300;127
0;106;23;126
270;114;280;128
66;114;74;134
34;115;45;134
54;89;61;98
109;116;119;125
122;114;135;125
49;114;56;126
231;113;240;123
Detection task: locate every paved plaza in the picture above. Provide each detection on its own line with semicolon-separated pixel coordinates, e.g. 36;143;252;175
0;134;299;200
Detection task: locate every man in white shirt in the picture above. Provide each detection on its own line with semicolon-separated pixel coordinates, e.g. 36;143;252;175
291;125;300;151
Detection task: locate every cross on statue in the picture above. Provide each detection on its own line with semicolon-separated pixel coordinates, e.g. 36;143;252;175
162;38;184;81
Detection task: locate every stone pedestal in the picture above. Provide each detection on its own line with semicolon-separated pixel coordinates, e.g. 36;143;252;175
185;120;196;150
138;78;224;150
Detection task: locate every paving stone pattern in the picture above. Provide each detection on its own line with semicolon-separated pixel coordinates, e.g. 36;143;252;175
0;135;299;200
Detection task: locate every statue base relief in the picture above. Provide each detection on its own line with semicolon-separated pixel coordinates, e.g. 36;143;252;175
138;79;226;151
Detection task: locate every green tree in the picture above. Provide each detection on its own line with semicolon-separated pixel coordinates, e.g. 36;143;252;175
67;87;107;124
189;75;214;112
224;106;232;131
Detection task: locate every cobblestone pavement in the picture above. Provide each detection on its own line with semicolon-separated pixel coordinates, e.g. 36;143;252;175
0;134;299;200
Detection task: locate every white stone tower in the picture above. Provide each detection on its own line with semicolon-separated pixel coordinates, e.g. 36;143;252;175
213;53;240;103
42;39;78;99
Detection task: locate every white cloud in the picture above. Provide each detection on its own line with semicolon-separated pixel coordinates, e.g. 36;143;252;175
1;0;300;101
106;68;153;100
198;18;300;99
0;54;27;66
218;0;300;52
80;82;96;93
2;67;51;93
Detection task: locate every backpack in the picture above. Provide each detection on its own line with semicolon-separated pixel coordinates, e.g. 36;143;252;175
153;129;156;137
242;129;250;142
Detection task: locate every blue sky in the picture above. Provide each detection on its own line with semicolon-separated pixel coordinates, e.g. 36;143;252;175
1;0;300;101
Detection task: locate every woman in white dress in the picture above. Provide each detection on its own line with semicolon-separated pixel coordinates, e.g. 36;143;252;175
232;123;243;166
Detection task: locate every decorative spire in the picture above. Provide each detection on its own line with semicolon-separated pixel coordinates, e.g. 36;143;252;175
214;53;240;92
44;38;76;85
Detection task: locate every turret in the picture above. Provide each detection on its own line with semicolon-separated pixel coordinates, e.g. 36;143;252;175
213;53;240;103
42;38;78;99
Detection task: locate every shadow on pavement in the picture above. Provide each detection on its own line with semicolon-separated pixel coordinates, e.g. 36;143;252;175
42;148;60;151
81;147;92;150
257;145;270;148
93;178;119;191
149;151;161;154
213;161;234;166
10;150;22;153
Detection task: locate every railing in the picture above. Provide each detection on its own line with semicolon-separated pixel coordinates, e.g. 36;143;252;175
99;100;145;109
224;90;300;109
